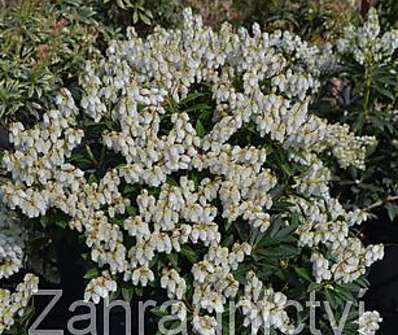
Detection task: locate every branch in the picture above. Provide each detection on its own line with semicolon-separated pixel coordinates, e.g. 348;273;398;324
366;195;398;211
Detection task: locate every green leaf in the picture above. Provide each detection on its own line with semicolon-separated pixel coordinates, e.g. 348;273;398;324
181;92;207;105
123;184;137;195
258;245;300;258
140;12;152;26
135;286;143;297
195;119;205;138
151;306;168;318
373;82;395;100
184;103;212;114
54;219;68;229
133;10;139;23
109;289;120;302
116;0;127;9
223;234;234;247
121;288;134;302
88;174;97;185
127;205;137;216
295;267;312;282
40;216;49;228
386;202;398;222
180;245;199;263
84;268;100;280
166;253;179;268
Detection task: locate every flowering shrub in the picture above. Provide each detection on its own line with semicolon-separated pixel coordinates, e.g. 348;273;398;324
377;0;398;29
315;9;398;222
233;0;360;42
0;274;38;335
0;203;25;280
0;7;388;335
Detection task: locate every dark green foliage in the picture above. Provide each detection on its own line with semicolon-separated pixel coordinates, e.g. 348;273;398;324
313;34;398;222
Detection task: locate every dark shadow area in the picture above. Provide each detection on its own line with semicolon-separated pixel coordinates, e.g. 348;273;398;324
364;219;398;335
30;237;161;335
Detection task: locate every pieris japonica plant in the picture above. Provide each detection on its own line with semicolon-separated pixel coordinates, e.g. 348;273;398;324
0;200;39;334
315;9;398;222
0;198;39;334
0;203;24;281
0;274;38;335
0;8;385;335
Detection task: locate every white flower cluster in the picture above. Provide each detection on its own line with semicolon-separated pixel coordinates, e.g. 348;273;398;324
294;197;384;284
84;271;118;304
239;271;296;334
192;243;251;315
0;274;39;334
0;8;383;335
192;313;218;335
337;8;398;65
0;202;24;280
291;153;331;198
161;268;187;300
323;124;376;170
1;89;84;219
0;233;23;280
170;301;187;322
358;311;382;335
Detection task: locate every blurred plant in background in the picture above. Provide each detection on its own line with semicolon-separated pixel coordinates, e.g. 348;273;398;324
0;0;112;125
312;9;398;223
376;0;398;29
99;0;184;32
232;0;360;42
